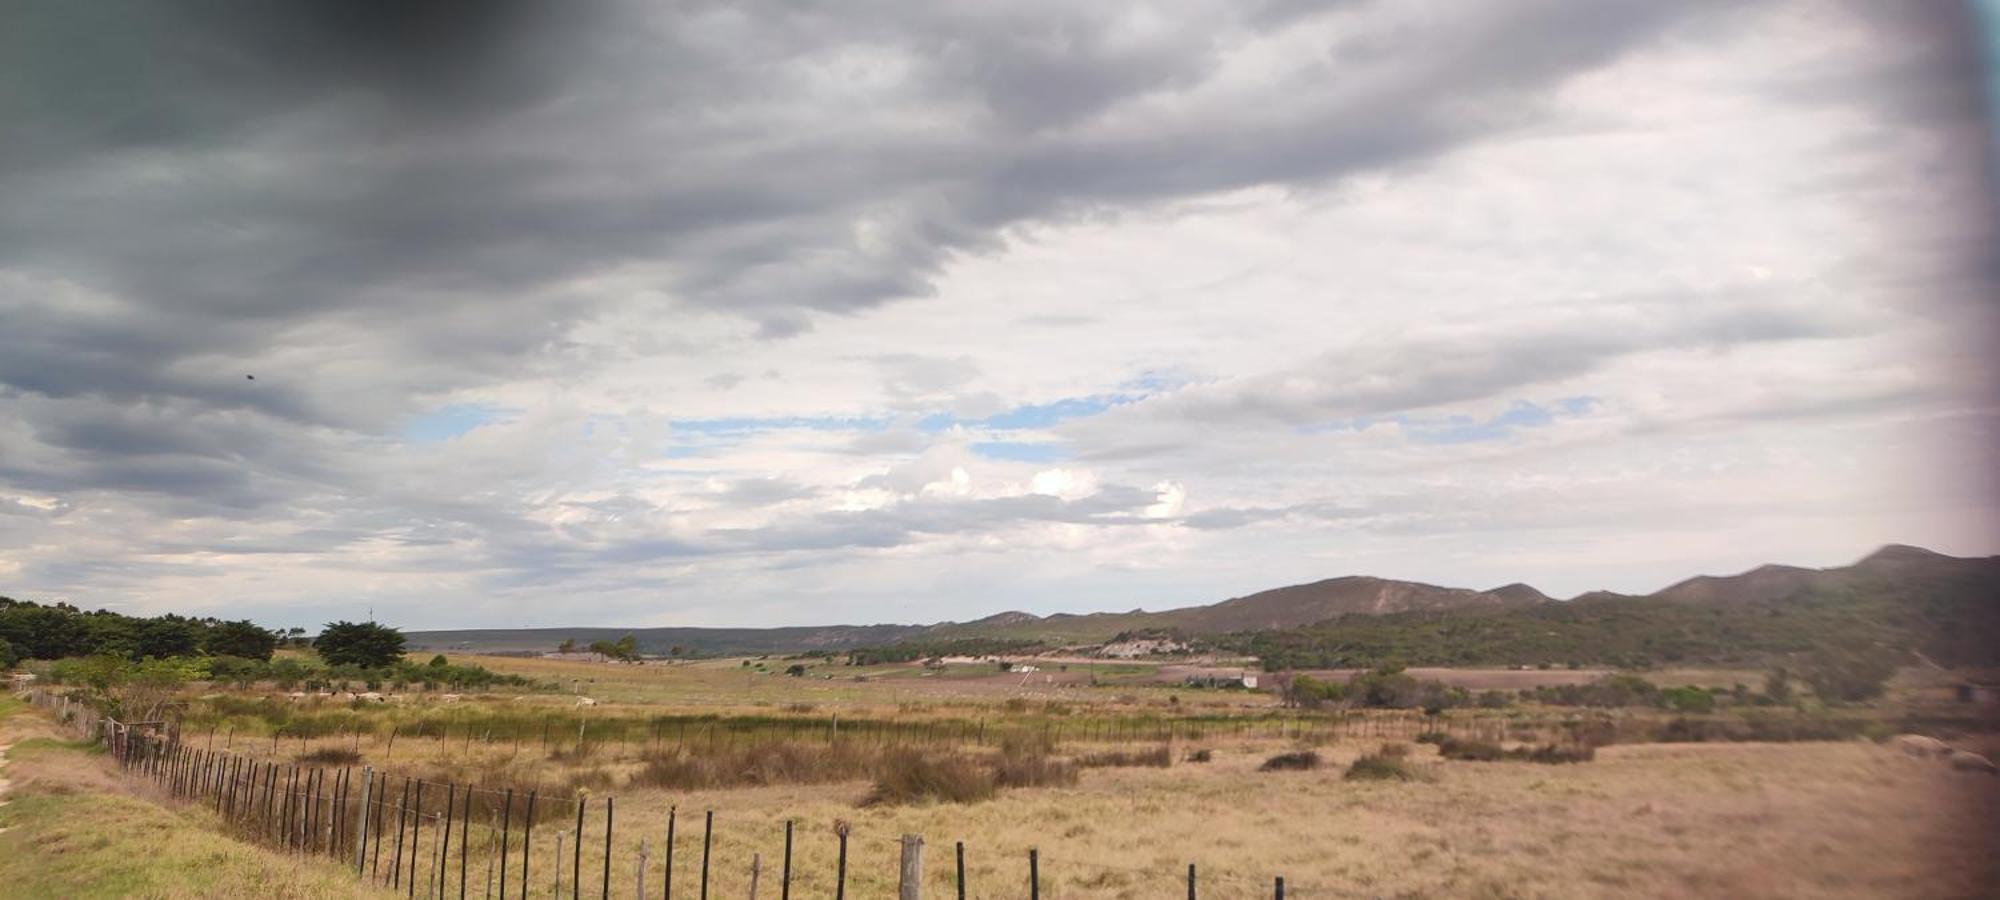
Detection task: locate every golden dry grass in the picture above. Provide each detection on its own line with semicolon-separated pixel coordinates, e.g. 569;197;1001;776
15;661;2000;899
211;734;1995;899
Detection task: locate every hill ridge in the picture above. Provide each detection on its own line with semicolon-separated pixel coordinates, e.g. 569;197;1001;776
407;544;1992;655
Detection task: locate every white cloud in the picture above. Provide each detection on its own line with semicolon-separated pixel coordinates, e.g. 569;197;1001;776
0;0;1992;628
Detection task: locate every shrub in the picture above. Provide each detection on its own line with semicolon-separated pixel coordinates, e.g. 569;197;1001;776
865;749;996;806
1258;751;1321;772
1375;742;1410;758
1415;731;1449;745
296;746;363;766
1436;738;1507;761
1345;752;1418;781
1077;746;1171;768
1798;645;1901;704
1523;744;1595;764
1661;685;1717;713
1184;748;1214;763
991;742;1077;789
1437;737;1594;764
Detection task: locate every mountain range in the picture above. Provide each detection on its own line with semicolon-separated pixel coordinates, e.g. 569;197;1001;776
407;544;1999;662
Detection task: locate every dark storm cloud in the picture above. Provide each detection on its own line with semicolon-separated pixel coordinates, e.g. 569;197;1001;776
32;0;1986;614
0;0;1751;432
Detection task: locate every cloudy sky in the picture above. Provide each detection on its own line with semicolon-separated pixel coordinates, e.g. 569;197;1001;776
2;1;1996;630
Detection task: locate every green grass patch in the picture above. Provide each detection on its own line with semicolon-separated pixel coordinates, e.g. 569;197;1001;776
6;735;102;758
0;787;377;898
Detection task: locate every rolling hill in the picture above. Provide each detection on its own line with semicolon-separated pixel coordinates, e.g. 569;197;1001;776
405;545;1999;661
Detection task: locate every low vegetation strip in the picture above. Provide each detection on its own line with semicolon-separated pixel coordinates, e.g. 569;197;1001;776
0;696;376;898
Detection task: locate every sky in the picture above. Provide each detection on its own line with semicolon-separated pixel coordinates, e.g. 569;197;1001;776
1;1;1996;631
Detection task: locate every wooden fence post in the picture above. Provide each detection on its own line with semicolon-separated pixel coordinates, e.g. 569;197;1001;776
554;831;566;898
409;781;424;899
663;806;676;900
522;792;538;900
459;784;473;900
440;784;457;899
956;842;965;900
499;789;513;899
1274;875;1285;899
602;796;614;900
636;839;650;900
748;853;761;900
1028;848;1039;900
355;767;374;875
1187;863;1195;900
781;820;793;900
898;835;923;900
699;810;713;900
572;799;586;900
833;821;850;900
393;780;410;889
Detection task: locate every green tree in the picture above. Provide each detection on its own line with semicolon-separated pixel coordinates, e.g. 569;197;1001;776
133;616;200;659
1763;667;1794;704
313;621;406;668
0;635;17;669
1798;644;1899;704
428;654;450;668
203;620;278;660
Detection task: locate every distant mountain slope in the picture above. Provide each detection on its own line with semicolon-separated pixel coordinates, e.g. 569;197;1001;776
1158;575;1530;632
406;544;1998;659
1233;545;2000;669
1652;563;1821;606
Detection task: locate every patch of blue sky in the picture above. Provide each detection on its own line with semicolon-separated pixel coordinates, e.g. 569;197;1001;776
921;393;1142;433
970;441;1069;462
668;415;891;435
1298;396;1599;444
1118;370;1201;393
1404;397;1599;445
402;403;512;443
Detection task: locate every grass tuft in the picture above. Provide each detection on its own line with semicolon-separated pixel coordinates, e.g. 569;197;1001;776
1259;750;1322;772
864;749;996;806
1345;752;1420;782
1077;745;1172;768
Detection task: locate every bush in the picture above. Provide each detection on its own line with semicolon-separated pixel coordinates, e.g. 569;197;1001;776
1798;644;1900;704
1184;748;1214;763
1077;745;1171;768
1414;731;1449;745
1345;752;1418;781
1436;737;1507;761
1523;744;1595;764
1258;751;1321;771
1438;737;1594;764
1653;712;1873;744
991;741;1077;789
1661;685;1717;713
865;749;997;806
296;746;363;766
630;740;875;790
1375;741;1410;758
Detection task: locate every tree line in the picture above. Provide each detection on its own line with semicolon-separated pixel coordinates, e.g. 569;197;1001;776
0;596;277;668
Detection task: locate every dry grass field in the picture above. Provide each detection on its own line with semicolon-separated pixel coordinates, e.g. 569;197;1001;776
9;655;1999;898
